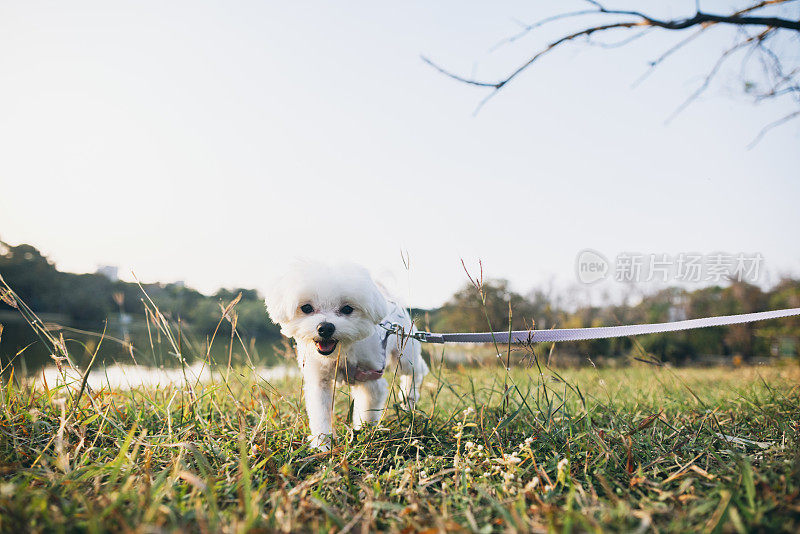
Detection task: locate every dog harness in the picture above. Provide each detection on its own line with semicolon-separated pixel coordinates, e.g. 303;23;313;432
341;328;391;384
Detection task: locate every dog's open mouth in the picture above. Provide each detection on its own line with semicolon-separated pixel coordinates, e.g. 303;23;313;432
315;339;338;355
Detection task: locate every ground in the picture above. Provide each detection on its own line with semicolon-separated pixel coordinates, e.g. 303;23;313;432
1;361;799;533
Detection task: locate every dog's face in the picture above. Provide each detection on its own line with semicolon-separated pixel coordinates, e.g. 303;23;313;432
265;262;388;356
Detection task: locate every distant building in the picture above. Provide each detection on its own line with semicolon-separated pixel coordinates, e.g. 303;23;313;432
96;265;119;281
668;305;687;322
668;293;689;322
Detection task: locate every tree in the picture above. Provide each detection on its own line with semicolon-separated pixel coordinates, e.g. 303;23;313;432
433;279;536;333
0;240;277;338
425;1;800;144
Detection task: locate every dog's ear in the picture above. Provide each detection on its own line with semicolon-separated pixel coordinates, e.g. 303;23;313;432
264;275;295;326
362;279;389;324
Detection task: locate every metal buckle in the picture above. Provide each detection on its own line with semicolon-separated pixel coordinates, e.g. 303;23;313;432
412;330;444;343
379;321;402;335
380;321;443;343
413;331;431;342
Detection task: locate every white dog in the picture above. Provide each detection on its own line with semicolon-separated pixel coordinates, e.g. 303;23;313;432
265;262;428;450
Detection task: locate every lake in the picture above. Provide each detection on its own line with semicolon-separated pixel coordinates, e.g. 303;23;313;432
36;361;298;391
0;311;287;377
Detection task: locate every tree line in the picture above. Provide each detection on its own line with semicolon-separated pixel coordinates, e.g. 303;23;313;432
0;241;279;370
428;278;800;363
1;241;798;369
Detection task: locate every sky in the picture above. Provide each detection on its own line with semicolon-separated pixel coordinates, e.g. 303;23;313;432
1;1;798;309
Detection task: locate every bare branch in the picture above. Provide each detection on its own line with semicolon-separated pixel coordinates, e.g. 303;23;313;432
589;27;653;49
632;27;709;88
586;1;800;32
420;56;497;88
495;22;639;91
666;30;773;123
734;0;800;17
489;9;601;53
490;1;795;53
429;0;799;98
757;85;800;99
748;109;800;147
428;0;800;136
424;22;639;114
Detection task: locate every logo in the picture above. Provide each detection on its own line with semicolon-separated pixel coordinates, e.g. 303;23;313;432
574;250;764;284
576;249;609;284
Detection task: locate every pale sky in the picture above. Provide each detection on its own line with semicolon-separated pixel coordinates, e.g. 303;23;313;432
1;1;798;308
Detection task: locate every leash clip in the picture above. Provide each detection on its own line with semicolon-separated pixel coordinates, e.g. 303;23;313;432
379;320;403;335
412;330;432;342
411;330;444;343
379;321;443;343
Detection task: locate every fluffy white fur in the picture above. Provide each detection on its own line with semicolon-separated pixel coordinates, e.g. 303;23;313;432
265;261;428;450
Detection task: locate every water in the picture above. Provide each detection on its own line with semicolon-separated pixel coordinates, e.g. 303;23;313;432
36;361;298;391
0;312;285;376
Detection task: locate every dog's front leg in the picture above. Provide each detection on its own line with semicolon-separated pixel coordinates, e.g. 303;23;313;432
351;378;388;430
303;370;335;451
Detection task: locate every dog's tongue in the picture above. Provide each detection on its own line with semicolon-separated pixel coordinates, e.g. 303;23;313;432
316;340;337;352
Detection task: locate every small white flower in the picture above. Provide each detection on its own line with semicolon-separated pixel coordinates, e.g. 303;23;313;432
524;476;540;491
0;483;15;498
556;457;570;485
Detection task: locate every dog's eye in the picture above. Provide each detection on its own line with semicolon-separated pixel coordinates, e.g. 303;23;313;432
339;305;354;315
300;304;314;314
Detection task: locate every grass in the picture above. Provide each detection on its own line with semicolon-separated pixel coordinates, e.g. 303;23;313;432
1;280;800;532
1;360;799;532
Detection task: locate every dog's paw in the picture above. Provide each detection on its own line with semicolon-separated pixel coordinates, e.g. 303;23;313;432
308;433;332;452
394;399;416;413
400;395;418;411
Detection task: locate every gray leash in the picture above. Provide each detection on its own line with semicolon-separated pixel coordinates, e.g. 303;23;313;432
381;307;800;344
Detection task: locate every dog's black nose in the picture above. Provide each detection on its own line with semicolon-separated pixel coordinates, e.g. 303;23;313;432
317;322;335;339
